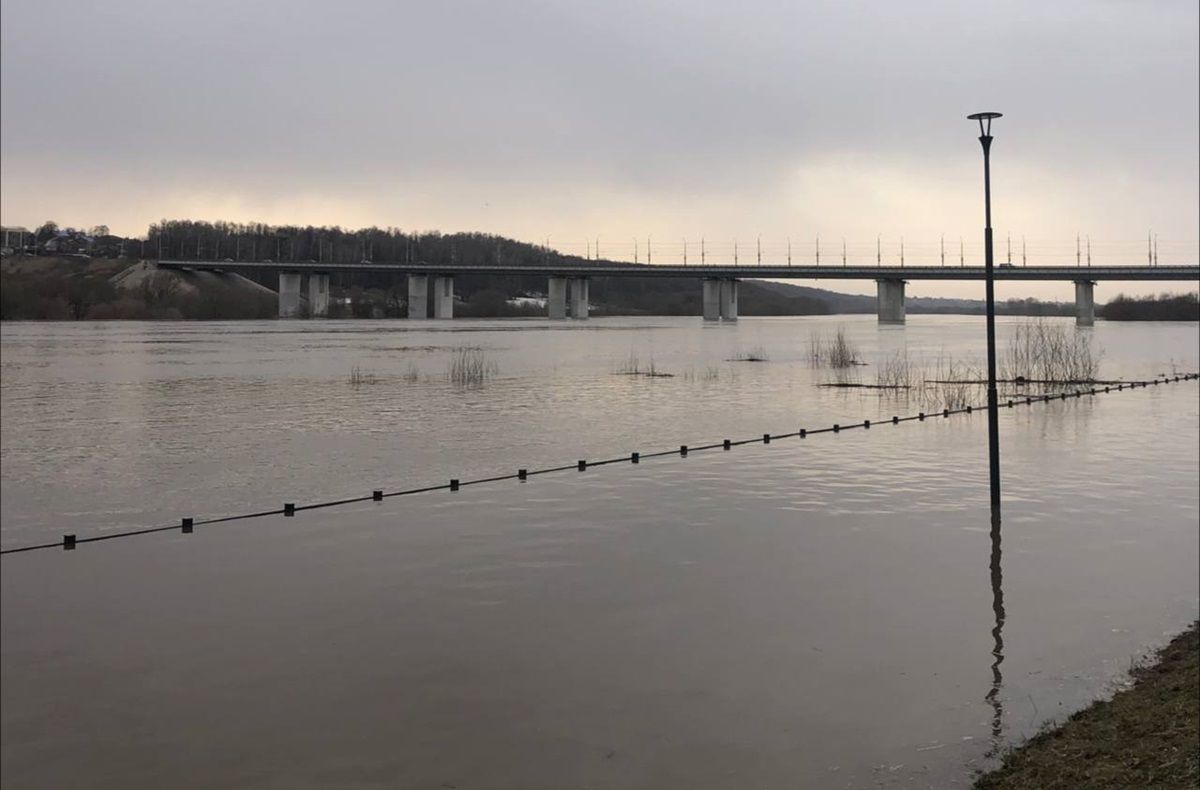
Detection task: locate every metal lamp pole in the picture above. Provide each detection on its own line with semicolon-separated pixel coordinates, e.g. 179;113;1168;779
969;111;1003;517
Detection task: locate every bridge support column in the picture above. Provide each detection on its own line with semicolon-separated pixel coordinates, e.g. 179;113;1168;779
702;279;721;321
876;279;906;324
433;275;454;318
1074;280;1095;326
407;274;429;319
278;272;302;318
719;278;738;320
307;273;330;318
547;276;568;319
569;277;589;319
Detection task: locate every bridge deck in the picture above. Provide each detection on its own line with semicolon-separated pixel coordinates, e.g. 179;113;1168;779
157;260;1200;281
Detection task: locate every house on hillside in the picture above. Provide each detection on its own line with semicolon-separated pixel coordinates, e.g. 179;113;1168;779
42;230;94;255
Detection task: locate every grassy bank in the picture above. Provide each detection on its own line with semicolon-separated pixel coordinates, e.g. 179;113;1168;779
976;622;1199;789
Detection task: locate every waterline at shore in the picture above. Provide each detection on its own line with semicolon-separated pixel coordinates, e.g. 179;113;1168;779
975;622;1199;790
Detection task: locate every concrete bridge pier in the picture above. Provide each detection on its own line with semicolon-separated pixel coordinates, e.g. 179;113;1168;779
547;276;568;319
1074;280;1095;326
719;279;738;320
407;274;429;319
278;272;302;318
702;279;721;321
433;275;454;318
307;273;330;318
570;277;589;319
876;279;906;324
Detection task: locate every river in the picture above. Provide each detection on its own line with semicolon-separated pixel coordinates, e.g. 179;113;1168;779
2;315;1198;788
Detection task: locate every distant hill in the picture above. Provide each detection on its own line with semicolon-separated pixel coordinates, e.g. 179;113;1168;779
746;279;1073;316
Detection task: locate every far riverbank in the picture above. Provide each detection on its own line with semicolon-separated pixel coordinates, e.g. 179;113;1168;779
5;255;1195;321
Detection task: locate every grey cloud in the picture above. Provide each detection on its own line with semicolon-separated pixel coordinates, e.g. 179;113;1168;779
1;0;1196;249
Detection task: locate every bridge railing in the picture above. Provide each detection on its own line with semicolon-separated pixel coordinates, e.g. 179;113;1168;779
541;237;1199;269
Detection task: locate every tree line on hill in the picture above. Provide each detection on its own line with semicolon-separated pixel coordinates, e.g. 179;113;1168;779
139;221;828;316
17;219;564;267
146;220;566;268
1100;292;1198;321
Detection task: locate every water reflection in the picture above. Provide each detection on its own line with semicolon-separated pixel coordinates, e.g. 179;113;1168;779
985;513;1006;756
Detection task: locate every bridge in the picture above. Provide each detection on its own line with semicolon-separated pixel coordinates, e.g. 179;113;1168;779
157;260;1200;326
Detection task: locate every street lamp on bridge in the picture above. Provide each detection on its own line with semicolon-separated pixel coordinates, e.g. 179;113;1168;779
968;111;1003;518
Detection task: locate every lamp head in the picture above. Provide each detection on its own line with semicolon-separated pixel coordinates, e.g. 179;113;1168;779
968;111;1002;137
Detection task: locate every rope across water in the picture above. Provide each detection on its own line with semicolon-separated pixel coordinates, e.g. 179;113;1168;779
2;374;1196;556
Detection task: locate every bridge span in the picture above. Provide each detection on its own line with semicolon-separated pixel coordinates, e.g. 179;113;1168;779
156;260;1199;326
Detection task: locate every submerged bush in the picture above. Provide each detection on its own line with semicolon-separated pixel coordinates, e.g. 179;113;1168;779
809;328;860;368
615;351;672;377
448;346;498;386
875;352;914;389
349;365;378;387
919;356;984;411
730;345;769;362
1002;320;1100;383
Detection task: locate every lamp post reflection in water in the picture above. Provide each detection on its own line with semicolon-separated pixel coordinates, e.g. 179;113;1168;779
985;514;1007;757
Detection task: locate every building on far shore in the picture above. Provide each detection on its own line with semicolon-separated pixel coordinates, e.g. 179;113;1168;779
1;226;32;255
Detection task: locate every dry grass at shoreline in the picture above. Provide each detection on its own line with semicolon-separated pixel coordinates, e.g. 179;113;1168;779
975;622;1199;790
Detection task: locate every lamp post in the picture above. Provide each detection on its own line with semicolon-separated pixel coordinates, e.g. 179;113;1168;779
969;111;1003;517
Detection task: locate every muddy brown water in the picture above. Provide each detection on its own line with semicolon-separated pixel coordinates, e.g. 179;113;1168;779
3;316;1197;788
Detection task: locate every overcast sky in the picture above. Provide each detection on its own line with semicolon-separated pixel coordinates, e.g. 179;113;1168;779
2;0;1197;298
